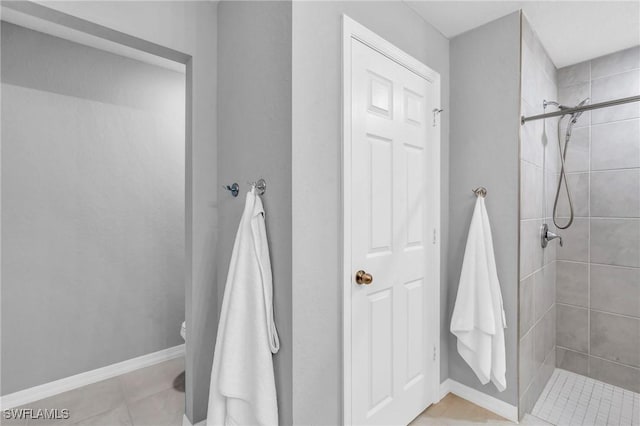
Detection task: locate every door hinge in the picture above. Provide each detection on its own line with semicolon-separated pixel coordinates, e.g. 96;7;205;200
432;108;443;127
432;228;437;244
433;345;437;361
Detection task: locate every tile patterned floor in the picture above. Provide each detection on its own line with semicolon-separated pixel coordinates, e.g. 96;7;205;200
1;357;185;426
532;368;640;426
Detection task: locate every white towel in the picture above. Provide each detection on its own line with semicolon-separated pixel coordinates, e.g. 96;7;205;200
450;196;507;392
207;189;280;426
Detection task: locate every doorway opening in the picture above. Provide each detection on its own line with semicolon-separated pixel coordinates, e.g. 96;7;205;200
1;4;193;424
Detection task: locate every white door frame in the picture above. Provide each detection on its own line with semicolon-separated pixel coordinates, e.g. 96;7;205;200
341;15;442;425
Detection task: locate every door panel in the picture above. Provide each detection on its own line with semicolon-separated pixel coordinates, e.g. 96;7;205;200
350;38;436;426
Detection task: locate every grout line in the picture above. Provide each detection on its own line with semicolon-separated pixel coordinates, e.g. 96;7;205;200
589;307;640;321
589;167;640;173
587;79;592;375
556;302;640;320
556;216;640;220
588;217;640;220
524;301;556;338
589;67;640;82
588;353;640;371
591;114;640;127
556;302;588;311
589;116;640;127
520;262;551;282
556;259;640;270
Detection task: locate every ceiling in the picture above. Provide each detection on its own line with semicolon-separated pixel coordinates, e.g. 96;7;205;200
404;1;640;68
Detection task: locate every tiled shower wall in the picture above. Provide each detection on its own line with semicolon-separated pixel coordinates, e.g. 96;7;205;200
518;16;560;416
555;46;640;393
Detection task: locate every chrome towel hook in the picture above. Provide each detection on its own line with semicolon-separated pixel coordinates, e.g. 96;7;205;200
247;178;266;196
223;183;239;197
472;187;487;198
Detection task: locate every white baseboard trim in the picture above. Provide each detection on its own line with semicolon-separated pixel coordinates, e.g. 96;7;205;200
0;344;185;409
183;414;206;426
439;378;518;423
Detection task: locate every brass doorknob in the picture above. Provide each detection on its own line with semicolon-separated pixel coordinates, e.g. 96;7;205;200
355;270;373;285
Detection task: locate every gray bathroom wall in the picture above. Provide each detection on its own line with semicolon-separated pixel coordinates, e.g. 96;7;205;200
0;3;218;422
291;2;450;424
518;14;559;417
1;22;185;394
217;2;293;424
555;46;640;393
448;12;521;406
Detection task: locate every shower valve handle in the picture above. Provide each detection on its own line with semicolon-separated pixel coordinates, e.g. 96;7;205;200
541;224;563;248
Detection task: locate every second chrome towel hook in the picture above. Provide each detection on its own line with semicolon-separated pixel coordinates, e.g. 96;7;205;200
223;179;267;197
247;178;267;196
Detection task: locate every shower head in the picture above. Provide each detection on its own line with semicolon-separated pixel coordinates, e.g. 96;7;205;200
570;97;590;123
543;98;591;125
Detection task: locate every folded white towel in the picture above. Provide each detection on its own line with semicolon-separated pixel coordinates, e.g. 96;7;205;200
207;189;280;426
450;196;507;391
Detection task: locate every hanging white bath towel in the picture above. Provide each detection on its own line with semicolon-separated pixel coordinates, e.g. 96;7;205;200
207;189;280;426
450;196;507;392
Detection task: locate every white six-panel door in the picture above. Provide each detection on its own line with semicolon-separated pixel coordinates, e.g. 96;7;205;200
345;23;440;426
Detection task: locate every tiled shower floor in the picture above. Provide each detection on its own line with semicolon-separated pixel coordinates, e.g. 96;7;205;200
532;369;640;426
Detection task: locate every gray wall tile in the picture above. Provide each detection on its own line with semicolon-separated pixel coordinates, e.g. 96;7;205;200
557;304;588;353
520;275;535;337
521;219;544;278
591;46;640;79
521;161;544;220
556;347;588;375
519;331;535;395
535;306;556;366
592;70;640;124
520;17;558;414
519;387;537;420
592;69;640;103
521;100;545;167
555;47;640;394
558;82;591;128
592;103;640;125
590;170;640;218
558;61;590;88
591;264;640;318
521;44;543;108
532;348;556;404
590;311;640;367
590;219;640;267
556;261;588;307
545;171;560;219
563;126;590;173
588;356;640;393
556;173;589;218
545;118;561;174
535;263;556;322
591;119;640;171
557;218;589;262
